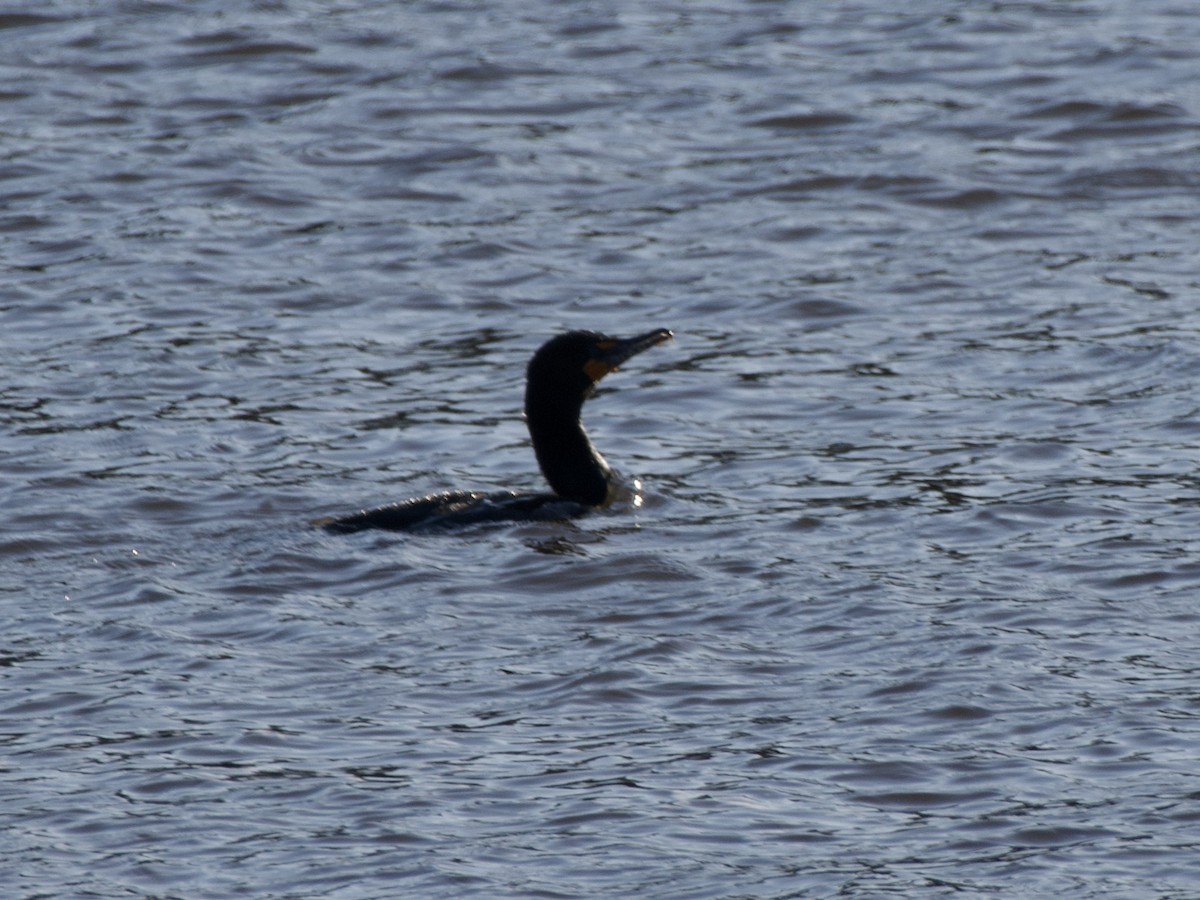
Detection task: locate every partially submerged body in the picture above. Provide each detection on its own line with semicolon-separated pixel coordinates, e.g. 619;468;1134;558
317;490;587;534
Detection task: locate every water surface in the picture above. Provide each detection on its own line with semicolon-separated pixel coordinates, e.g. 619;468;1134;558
3;2;1200;897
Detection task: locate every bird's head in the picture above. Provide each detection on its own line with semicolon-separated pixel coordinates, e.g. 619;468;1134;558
526;328;673;408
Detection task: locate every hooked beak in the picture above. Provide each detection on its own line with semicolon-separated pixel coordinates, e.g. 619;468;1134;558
585;328;673;383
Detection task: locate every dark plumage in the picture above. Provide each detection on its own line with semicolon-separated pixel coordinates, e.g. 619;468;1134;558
318;328;672;533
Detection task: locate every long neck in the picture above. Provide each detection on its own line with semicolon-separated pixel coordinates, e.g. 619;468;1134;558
526;400;612;506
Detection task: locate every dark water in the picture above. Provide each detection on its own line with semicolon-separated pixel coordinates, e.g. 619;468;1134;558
4;2;1200;896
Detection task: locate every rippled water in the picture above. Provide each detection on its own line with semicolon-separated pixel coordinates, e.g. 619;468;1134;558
4;2;1200;897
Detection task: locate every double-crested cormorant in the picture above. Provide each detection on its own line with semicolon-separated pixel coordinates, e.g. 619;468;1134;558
318;328;673;532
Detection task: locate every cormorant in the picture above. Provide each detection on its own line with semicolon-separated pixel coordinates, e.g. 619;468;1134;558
318;328;673;532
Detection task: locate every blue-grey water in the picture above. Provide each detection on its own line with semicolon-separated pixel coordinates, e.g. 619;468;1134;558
3;2;1200;897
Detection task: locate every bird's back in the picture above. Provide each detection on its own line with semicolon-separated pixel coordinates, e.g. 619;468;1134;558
317;490;587;533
